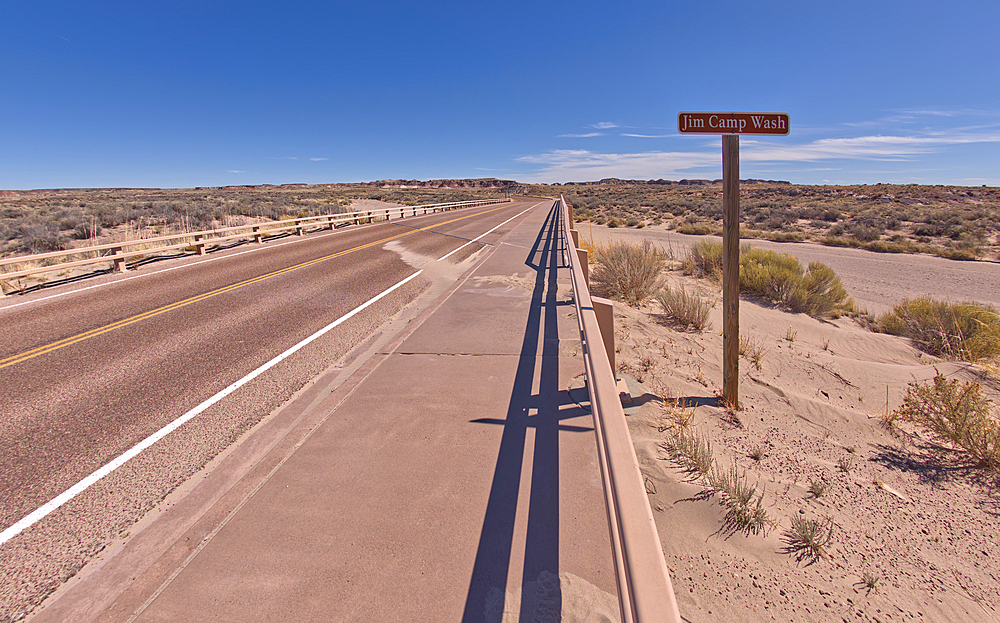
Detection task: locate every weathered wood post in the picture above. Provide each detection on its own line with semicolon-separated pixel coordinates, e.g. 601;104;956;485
110;246;128;271
722;135;740;408
577;248;589;288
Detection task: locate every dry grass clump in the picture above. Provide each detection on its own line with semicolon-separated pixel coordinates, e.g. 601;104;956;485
875;297;1000;362
707;463;772;536
784;515;834;563
655;398;695;432
683;241;852;318
665;427;714;478
807;479;827;498
739;334;767;370
681;239;728;279
590;239;668;306
885;372;1000;470
664;427;773;535
655;285;711;330
860;571;881;594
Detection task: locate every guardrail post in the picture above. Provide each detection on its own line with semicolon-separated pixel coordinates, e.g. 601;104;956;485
570;229;580;248
193;234;207;256
576;248;589;288
592;296;616;380
295;219;304;236
326;216;335;230
252;226;263;243
111;246;128;271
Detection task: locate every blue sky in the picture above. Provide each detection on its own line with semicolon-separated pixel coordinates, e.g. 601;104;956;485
3;0;999;189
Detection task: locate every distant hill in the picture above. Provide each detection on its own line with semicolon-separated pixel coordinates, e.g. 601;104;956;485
558;178;791;186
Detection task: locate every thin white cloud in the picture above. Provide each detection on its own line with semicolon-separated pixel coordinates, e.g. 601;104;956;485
558;132;604;138
518;149;717;182
518;127;1000;182
622;133;674;138
741;131;1000;163
227;170;245;173
896;108;1000;118
592;122;618;129
310;157;329;161
272;156;298;160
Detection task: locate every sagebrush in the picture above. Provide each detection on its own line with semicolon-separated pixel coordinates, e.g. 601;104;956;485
655;285;711;330
875;298;1000;362
590;239;667;306
683;241;852;318
886;372;1000;470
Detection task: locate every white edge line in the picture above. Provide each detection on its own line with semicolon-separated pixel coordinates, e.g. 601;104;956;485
0;269;424;546
436;203;541;262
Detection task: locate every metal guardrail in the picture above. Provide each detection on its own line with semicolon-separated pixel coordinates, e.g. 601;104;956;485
0;198;510;292
559;195;682;623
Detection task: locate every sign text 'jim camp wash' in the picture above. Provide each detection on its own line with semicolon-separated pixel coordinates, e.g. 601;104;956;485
677;111;790;135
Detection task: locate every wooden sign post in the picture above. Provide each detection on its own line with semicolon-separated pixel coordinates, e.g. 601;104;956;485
678;111;790;408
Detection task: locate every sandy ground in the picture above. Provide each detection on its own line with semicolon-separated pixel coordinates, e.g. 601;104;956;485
576;222;1000;315
577;224;998;622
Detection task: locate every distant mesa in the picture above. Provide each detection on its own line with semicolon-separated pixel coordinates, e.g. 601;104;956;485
366;178;515;189
559;178;791;186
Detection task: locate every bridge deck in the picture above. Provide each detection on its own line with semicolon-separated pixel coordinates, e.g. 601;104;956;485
31;201;621;622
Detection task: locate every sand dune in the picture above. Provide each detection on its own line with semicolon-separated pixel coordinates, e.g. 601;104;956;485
579;224;999;622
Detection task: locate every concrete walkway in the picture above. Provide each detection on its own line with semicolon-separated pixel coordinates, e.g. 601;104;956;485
32;201;620;622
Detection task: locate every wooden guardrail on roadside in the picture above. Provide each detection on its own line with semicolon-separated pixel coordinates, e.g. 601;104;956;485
0;198;511;295
559;195;682;623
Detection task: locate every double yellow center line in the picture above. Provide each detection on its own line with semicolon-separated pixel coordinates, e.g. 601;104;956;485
0;203;518;371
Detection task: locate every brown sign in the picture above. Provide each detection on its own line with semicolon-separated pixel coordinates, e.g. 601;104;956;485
678;111;789;135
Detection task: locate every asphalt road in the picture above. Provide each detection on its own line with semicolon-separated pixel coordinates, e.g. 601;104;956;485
0;198;543;617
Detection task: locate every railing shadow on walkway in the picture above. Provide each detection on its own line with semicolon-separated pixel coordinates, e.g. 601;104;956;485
462;201;596;622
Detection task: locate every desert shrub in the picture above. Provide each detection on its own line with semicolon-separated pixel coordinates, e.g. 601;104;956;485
676;222;716;235
800;262;851;317
740;247;805;306
683;241;850;318
764;231;806;242
682;239;726;279
590;239;667;306
655;285;711;330
740;248;850;317
848;224;883;242
875;298;1000;362
18;224;66;254
935;241;981;261
886;373;1000;469
819;236;853;248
